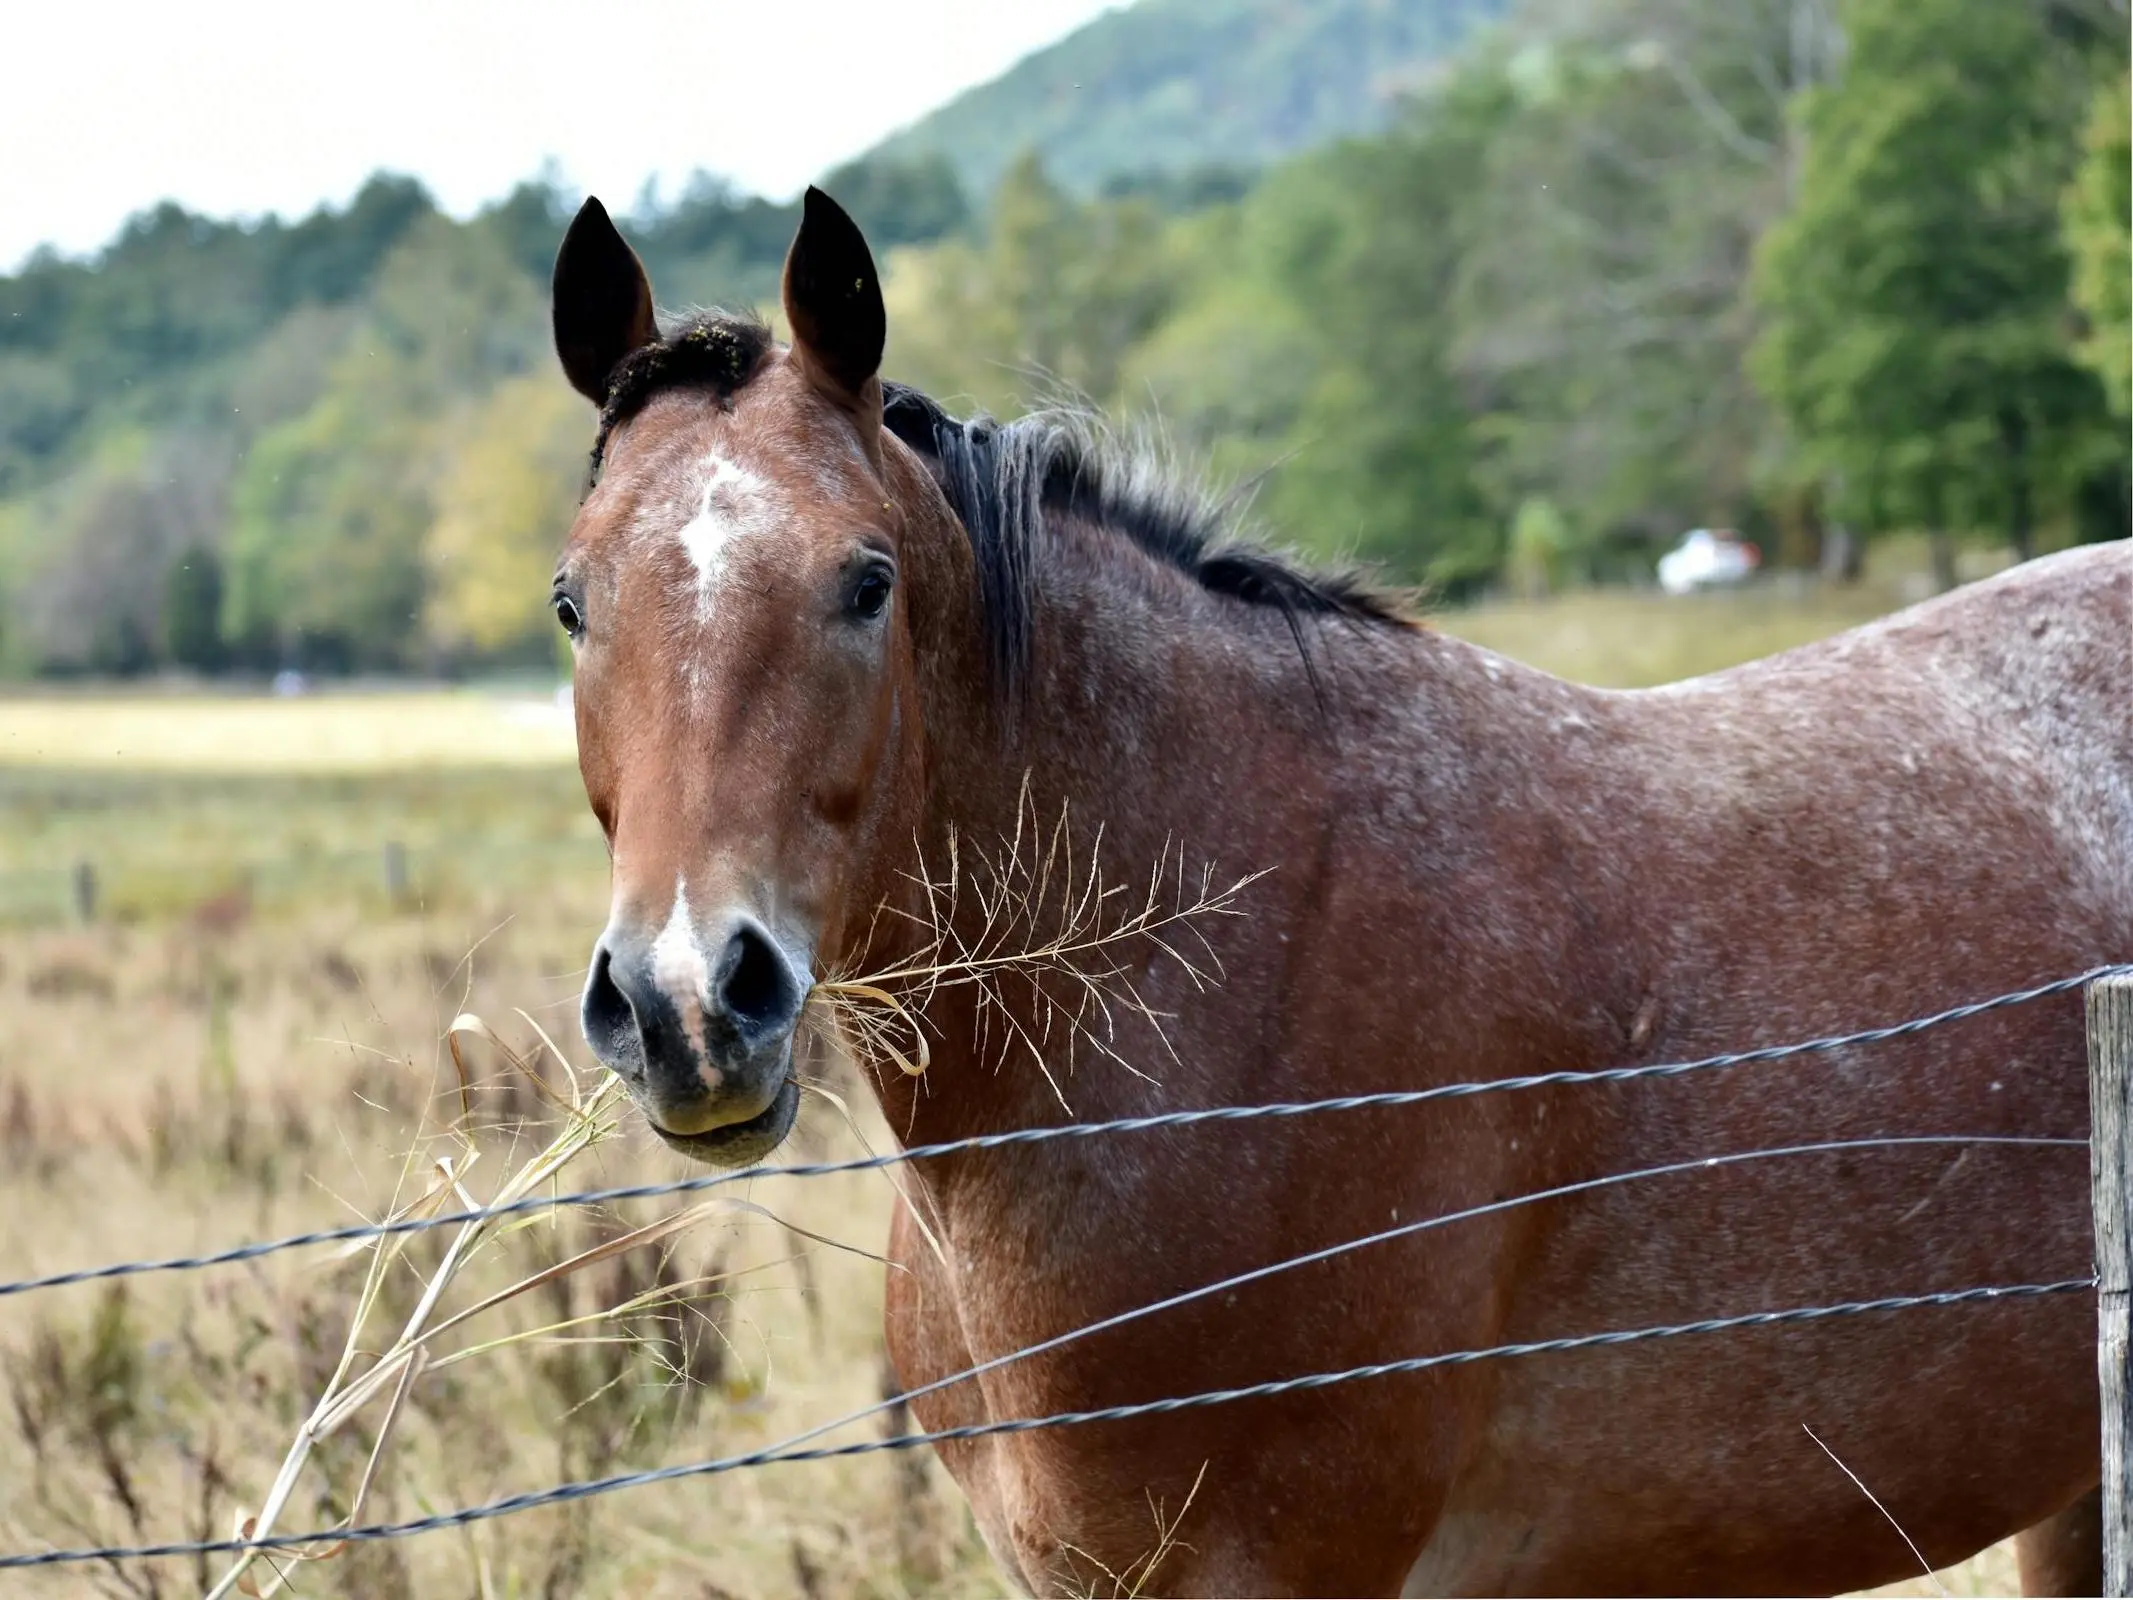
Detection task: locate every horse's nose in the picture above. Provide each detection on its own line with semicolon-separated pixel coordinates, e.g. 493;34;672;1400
579;911;806;1134
708;919;805;1054
581;939;642;1071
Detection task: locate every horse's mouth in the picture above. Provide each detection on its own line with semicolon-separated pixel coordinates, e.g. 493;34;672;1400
645;1077;800;1168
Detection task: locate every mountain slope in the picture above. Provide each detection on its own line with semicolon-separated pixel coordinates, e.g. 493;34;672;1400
864;0;1508;201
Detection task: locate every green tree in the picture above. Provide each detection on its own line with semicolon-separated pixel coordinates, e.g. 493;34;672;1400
163;547;225;671
1751;0;2113;585
1115;263;1319;472
222;393;430;671
423;373;587;662
363;214;546;410
0;176;435;497
817;153;970;248
1506;497;1574;598
221;217;550;671
884;154;1178;416
1449;4;1845;563
0;146;962;682
1248;64;1517;589
9;433;229;674
2064;67;2131;419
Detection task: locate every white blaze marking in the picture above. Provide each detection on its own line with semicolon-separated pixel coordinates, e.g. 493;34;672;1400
673;453;778;619
648;880;715;1073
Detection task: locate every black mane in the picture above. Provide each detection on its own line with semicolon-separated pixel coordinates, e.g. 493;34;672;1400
880;382;1412;696
587;312;1412;696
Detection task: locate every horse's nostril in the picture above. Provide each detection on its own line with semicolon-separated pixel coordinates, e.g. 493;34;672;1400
582;942;640;1064
719;922;799;1043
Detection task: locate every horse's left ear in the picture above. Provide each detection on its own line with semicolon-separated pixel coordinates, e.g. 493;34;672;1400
782;187;886;429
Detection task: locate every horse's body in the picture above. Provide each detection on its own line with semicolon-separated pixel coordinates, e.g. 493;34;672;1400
547;189;2132;1595
878;536;2129;1597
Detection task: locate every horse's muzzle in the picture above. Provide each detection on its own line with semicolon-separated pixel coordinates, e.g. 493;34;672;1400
580;913;807;1167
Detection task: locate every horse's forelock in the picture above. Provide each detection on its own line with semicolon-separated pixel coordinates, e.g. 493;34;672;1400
590;312;775;478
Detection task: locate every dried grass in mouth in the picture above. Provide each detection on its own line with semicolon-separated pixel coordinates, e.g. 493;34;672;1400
811;782;1267;1113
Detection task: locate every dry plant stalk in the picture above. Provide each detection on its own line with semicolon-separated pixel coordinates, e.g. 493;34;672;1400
1059;1459;1209;1599
218;797;1259;1593
811;783;1267;1111
207;1017;735;1600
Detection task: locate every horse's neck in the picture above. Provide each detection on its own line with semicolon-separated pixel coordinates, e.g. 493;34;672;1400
875;532;1543;1147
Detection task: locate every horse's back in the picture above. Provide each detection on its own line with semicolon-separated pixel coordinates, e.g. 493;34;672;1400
1633;541;2133;944
1902;542;2133;910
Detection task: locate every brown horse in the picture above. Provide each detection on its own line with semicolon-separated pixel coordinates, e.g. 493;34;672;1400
547;187;2131;1596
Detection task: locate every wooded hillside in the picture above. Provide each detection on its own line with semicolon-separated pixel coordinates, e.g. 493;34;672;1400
0;0;2122;677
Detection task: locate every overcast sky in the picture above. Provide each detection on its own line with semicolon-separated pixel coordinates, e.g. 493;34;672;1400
0;0;1121;270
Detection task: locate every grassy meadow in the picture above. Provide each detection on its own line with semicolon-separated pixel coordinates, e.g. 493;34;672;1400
0;574;2027;1597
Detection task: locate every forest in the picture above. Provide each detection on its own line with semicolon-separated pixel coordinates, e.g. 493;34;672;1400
0;0;2123;678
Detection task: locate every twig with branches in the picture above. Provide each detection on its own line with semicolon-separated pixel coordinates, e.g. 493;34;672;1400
810;781;1267;1113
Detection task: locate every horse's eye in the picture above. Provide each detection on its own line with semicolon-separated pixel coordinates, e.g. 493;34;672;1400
846;566;893;622
553;593;583;638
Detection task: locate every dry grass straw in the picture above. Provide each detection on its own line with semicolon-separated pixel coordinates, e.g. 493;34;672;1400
1057;1461;1209;1599
811;780;1267;1115
215;791;1261;1593
212;1015;788;1597
208;1016;641;1597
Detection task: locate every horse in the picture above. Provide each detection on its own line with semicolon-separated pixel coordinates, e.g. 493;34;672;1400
545;185;2131;1596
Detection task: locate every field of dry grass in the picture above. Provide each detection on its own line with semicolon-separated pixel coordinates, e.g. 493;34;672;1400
0;687;578;772
0;571;2039;1597
0;687;1015;1596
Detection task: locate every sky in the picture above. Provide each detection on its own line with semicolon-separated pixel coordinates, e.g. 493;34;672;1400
0;0;1122;271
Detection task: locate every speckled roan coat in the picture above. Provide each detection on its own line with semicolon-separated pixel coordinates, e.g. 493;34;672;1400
549;189;2133;1596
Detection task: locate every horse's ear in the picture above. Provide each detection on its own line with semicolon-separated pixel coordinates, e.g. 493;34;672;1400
553;197;657;404
781;187;886;419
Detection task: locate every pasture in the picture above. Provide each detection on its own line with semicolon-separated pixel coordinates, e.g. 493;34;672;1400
0;578;2028;1596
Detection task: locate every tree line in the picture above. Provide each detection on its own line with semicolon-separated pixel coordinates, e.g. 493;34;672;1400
0;0;2123;678
888;0;2128;600
0;152;967;676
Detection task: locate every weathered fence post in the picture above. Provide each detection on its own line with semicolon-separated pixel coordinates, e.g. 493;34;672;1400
70;859;97;924
382;840;409;905
2090;972;2133;1597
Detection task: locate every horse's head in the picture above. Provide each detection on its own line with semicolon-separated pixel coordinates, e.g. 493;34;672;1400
550;189;939;1166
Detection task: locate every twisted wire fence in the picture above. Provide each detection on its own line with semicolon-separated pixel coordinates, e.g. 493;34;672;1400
2;963;2114;1301
0;961;2121;1572
0;1279;2095;1569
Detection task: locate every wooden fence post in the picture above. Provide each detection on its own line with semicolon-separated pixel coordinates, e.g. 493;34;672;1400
70;859;97;924
2090;972;2133;1597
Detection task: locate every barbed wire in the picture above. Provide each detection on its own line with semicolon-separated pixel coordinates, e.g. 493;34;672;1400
0;1275;2092;1568
0;962;2116;1301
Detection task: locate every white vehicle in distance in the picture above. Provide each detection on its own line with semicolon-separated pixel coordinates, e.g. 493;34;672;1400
1657;527;1761;595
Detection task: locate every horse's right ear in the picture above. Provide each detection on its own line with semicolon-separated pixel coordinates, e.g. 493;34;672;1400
552;197;657;404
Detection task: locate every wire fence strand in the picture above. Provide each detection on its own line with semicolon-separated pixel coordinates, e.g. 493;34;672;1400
0;1276;2092;1569
0;961;2117;1302
647;1133;2090;1488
